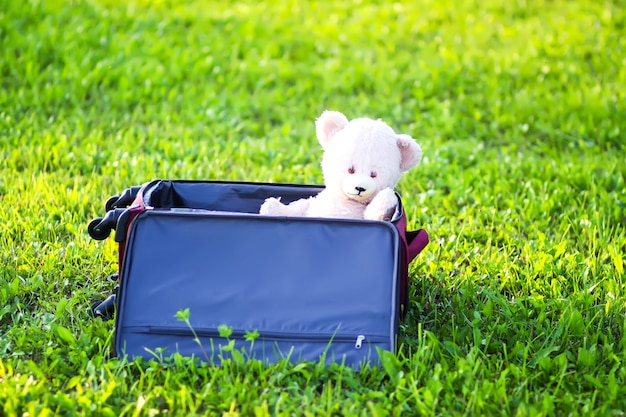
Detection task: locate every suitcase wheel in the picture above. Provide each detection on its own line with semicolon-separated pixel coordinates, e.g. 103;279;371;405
105;196;120;212
105;186;142;211
89;294;116;320
88;208;126;241
88;218;111;240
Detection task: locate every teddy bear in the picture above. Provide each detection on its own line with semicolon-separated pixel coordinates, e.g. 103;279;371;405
259;110;422;221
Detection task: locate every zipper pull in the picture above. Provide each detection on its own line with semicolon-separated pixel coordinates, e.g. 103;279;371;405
355;335;365;349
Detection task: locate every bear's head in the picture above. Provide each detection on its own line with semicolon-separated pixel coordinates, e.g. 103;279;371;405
315;110;422;204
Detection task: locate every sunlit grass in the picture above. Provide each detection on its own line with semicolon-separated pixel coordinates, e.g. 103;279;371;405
1;0;625;415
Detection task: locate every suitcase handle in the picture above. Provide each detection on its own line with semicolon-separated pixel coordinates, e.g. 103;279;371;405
406;229;429;263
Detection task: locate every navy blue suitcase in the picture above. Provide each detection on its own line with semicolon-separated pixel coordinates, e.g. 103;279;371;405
89;180;429;367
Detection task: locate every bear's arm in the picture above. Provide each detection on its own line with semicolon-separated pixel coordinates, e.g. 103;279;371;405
364;188;398;221
259;197;312;217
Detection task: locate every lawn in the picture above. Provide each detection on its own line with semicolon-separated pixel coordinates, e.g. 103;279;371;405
1;0;625;415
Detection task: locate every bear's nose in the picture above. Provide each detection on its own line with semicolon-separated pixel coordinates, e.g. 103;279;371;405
355;186;366;194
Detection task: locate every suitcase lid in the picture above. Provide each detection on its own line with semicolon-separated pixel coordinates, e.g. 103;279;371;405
115;209;401;366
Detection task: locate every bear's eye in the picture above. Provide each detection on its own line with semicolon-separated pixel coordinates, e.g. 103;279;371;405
348;166;355;174
370;171;377;178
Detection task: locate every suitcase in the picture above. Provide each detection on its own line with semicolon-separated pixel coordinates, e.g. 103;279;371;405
88;180;429;367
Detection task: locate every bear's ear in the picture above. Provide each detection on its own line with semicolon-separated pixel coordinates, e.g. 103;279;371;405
397;134;422;172
316;110;349;149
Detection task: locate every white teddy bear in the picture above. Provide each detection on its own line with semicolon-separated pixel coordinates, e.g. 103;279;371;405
259;110;422;221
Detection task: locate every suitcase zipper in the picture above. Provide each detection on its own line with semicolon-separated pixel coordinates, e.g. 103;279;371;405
355;335;366;349
127;326;386;349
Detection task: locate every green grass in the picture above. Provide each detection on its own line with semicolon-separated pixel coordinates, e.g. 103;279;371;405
1;0;625;415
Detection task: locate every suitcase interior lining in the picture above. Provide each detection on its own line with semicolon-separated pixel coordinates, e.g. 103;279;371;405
144;181;322;214
142;180;403;221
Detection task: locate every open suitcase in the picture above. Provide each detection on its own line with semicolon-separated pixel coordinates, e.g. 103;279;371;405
88;180;429;368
